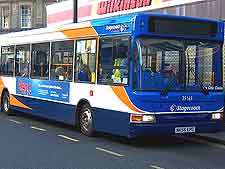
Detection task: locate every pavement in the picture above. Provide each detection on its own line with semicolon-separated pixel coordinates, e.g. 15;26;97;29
193;121;225;145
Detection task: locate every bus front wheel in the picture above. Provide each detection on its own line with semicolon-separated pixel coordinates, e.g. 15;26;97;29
79;104;95;136
1;92;11;115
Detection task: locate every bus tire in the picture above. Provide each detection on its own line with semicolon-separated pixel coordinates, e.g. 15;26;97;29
1;92;11;115
79;104;95;136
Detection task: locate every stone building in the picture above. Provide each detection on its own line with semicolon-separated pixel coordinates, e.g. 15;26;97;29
0;0;62;33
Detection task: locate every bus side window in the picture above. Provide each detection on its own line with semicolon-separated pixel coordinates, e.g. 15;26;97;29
98;37;129;85
31;43;50;80
1;46;15;76
15;44;30;78
50;40;74;81
75;39;96;83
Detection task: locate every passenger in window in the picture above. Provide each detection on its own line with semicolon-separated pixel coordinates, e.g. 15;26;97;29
55;66;64;81
120;52;128;75
21;67;29;77
112;47;128;83
112;57;123;83
78;64;91;82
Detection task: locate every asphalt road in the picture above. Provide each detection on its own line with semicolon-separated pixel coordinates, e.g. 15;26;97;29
0;112;225;169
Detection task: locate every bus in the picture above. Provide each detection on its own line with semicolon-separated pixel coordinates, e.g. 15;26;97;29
0;13;224;138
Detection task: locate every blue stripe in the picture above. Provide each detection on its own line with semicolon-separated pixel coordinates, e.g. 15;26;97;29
11;95;76;125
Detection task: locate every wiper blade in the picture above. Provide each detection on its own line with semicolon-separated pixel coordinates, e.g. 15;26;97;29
189;67;209;95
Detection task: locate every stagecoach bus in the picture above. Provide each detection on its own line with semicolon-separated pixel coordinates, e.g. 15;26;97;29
0;13;224;138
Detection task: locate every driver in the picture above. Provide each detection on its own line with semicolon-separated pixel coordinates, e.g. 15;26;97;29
160;63;178;89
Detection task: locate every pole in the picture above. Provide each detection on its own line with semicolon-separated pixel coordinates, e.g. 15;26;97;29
73;0;77;23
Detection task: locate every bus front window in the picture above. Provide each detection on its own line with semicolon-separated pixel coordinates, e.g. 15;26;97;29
134;38;223;91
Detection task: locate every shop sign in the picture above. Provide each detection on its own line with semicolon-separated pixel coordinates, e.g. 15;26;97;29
97;0;152;15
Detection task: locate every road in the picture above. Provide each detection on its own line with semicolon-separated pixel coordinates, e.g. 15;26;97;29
0;112;225;169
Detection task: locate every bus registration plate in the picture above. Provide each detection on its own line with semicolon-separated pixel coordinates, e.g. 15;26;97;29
175;126;196;134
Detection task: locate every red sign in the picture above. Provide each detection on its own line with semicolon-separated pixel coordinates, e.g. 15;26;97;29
18;80;31;95
97;0;152;15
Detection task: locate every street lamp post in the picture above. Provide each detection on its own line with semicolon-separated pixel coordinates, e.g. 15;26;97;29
73;0;77;23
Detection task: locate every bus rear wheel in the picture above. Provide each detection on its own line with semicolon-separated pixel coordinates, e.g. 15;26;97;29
79;104;95;136
1;92;11;115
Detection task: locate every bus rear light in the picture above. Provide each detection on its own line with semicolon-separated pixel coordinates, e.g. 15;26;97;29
130;114;156;123
212;112;223;120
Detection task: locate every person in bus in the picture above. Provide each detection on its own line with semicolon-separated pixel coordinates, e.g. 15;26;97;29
21;67;29;77
55;66;64;80
112;47;128;83
78;64;91;82
159;63;178;89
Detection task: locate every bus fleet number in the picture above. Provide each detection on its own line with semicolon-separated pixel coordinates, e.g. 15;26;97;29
182;96;193;101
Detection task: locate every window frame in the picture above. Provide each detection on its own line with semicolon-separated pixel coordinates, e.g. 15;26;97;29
0;45;16;77
15;44;31;78
20;4;32;29
97;35;131;86
133;37;223;92
50;39;75;82
75;38;98;84
1;6;10;30
30;42;50;80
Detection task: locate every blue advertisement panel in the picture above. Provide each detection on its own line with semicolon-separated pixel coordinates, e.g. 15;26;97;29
16;78;70;103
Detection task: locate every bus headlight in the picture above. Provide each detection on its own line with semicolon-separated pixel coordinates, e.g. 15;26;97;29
130;114;156;123
143;115;156;123
212;112;223;120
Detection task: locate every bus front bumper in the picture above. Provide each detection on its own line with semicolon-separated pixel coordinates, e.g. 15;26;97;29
129;120;224;138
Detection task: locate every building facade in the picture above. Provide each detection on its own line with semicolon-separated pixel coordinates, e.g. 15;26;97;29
0;0;61;33
150;0;225;21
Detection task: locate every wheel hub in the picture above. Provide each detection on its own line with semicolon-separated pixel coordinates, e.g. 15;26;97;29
81;110;92;132
3;97;9;112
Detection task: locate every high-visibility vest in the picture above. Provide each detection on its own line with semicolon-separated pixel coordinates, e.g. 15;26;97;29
112;58;123;83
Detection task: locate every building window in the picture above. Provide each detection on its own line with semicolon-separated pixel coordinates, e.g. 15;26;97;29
20;5;31;28
1;6;10;29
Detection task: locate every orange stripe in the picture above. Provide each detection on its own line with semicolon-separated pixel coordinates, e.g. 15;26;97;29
111;86;142;113
0;77;31;110
61;27;97;39
0;78;5;97
10;95;32;110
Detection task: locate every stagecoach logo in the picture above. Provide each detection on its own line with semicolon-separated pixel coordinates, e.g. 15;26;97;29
170;104;201;112
105;24;129;32
170;104;177;112
97;0;152;15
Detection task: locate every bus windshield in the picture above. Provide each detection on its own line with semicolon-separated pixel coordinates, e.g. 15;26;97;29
134;38;223;91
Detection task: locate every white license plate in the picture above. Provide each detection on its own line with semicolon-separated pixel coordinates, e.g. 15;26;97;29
175;126;196;134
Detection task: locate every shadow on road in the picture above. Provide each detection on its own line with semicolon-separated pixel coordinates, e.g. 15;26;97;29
8;111;203;148
95;132;201;149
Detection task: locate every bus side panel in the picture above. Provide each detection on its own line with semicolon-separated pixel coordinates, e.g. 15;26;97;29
11;95;76;125
92;107;130;137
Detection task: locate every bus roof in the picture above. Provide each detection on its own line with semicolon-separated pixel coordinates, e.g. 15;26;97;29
0;13;223;46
